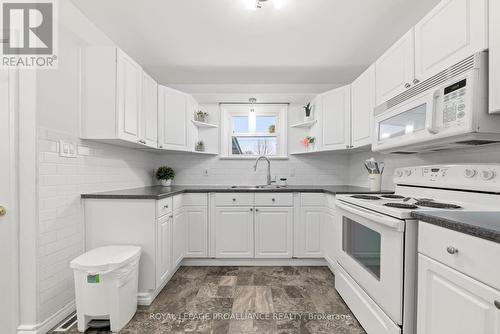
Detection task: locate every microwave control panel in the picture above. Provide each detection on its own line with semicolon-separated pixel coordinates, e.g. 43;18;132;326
442;79;467;128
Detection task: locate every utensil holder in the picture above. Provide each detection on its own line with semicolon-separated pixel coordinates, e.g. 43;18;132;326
369;173;382;192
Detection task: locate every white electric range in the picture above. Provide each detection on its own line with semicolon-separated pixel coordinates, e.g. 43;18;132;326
334;164;500;334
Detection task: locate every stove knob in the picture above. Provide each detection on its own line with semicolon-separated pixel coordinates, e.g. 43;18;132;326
395;170;403;177
464;168;477;178
404;169;412;176
481;170;496;181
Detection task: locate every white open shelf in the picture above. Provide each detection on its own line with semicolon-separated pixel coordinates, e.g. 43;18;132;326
191;120;218;128
290;120;317;128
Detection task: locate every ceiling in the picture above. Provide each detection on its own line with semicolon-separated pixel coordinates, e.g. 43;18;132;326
70;0;440;86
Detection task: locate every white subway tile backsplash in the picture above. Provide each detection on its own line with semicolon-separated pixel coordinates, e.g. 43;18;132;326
37;127;159;323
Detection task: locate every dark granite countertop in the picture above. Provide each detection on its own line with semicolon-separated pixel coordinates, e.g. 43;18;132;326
412;211;500;244
81;185;393;200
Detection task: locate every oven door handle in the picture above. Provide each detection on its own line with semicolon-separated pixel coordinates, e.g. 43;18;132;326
335;200;405;232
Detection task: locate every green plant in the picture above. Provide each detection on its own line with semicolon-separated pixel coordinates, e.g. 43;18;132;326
195;141;205;152
268;124;276;133
303;102;312;117
195;110;209;121
155;166;175;181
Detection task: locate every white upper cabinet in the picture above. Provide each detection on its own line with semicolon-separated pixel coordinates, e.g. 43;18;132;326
414;0;488;81
490;0;500;114
116;49;142;143
141;72;158;148
351;65;375;148
375;30;415;105
158;86;188;151
321;85;351;151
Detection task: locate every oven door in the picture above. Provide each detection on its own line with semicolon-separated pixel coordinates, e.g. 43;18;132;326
335;200;405;325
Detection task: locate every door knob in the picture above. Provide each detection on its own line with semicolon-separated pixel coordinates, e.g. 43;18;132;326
0;206;6;216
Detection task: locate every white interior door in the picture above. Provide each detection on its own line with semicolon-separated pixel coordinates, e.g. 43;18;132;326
0;70;18;334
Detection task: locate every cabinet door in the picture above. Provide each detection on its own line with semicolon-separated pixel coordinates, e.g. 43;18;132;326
156;215;172;287
172;209;186;267
415;0;488;81
351;65;375;148
215;207;254;258
185;206;208;258
323;208;338;265
375;30;415;105
116;49;142;143
321;85;351;151
296;207;323;258
489;0;500;114
186;96;199;152
417;254;500;334
141;72;158;148
158;86;187;151
255;207;293;258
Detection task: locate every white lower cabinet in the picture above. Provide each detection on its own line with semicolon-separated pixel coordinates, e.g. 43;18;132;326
185;206;208;258
172;208;186;267
417;254;500;334
296;207;324;258
156;214;172;286
255;207;293;258
323;207;339;265
215;207;254;258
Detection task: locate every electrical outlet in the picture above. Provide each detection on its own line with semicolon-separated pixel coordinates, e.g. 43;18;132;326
59;140;77;158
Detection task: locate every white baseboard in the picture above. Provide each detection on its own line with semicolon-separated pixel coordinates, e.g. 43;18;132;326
181;258;327;266
137;263;181;306
17;301;75;334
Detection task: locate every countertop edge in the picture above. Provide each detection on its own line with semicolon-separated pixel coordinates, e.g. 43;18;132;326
411;212;500;244
81;187;393;200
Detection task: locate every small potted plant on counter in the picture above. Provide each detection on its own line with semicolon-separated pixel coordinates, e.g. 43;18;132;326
156;166;175;186
194;110;209;123
195;140;205;152
302;136;316;151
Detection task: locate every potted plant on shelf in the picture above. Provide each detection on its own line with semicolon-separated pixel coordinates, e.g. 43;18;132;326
303;102;313;122
194;110;209;123
268;124;276;134
156;166;175;186
302;136;316;151
195;141;205;152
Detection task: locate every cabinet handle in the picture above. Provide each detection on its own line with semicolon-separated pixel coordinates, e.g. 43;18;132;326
250;208;253;212
413;78;420;84
494;301;500;310
232;198;236;202
255;208;259;212
446;246;458;254
164;205;169;209
405;83;411;89
272;198;276;202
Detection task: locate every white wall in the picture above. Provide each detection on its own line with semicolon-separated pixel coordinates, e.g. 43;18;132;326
348;144;500;190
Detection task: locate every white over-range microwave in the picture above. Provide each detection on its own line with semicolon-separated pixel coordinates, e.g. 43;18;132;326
373;52;500;154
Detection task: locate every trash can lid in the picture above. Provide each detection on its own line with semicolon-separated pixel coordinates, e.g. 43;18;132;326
70;245;141;273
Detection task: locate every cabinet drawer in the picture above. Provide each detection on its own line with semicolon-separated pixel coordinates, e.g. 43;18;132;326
300;193;326;207
215;193;254;206
157;197;173;218
419;222;500;291
255;193;293;206
174;193;207;207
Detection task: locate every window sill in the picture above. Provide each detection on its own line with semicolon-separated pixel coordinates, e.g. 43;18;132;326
219;156;289;160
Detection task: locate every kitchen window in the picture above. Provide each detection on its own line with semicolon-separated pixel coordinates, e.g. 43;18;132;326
220;104;288;158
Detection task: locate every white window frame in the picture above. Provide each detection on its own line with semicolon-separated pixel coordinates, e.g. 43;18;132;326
220;104;288;159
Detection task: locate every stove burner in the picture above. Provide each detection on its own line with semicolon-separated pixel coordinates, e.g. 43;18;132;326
381;195;405;199
351;195;381;200
415;201;462;209
384;203;419;209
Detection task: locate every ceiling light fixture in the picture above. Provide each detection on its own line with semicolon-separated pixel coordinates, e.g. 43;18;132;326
244;0;284;10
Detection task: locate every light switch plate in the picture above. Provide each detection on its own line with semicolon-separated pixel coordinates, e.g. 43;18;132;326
59;140;77;158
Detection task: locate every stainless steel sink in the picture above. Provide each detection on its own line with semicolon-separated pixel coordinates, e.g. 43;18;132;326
229;185;283;189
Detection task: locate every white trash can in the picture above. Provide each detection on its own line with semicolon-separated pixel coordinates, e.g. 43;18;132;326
70;245;141;332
